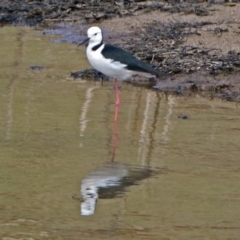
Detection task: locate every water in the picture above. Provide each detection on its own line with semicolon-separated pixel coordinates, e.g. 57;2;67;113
1;26;240;239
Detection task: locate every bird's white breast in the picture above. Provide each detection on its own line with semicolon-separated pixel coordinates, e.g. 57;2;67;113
86;44;133;80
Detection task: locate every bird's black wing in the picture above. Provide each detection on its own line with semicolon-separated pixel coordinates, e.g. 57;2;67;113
102;44;163;76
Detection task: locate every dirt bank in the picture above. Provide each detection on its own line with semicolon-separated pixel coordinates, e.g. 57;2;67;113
70;2;240;101
1;1;240;100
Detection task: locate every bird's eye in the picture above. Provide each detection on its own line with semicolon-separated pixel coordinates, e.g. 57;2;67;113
94;33;97;36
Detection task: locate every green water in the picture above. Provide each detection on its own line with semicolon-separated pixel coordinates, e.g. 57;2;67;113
0;26;240;239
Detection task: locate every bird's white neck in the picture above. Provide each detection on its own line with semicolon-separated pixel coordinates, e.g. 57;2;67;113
88;40;103;51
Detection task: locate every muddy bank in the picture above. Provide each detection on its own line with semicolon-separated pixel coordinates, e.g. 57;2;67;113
1;0;240;99
70;4;240;100
0;0;214;26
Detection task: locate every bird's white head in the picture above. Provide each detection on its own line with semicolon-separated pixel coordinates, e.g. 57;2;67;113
78;26;103;48
87;26;103;45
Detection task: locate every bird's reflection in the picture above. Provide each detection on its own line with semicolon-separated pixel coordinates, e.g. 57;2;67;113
111;121;119;162
80;119;159;215
80;161;155;216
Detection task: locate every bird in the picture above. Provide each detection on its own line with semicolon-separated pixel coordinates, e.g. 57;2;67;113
78;26;165;121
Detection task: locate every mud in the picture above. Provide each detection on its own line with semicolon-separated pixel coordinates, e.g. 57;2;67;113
0;0;214;26
1;0;240;99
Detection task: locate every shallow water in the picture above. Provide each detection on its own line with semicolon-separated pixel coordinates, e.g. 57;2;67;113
1;26;240;239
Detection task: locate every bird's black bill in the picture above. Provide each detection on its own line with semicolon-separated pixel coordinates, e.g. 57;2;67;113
78;37;90;47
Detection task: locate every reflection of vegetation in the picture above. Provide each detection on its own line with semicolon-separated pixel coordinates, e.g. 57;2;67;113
0;26;87;144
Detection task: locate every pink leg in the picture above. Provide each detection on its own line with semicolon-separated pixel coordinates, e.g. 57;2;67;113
114;79;120;122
